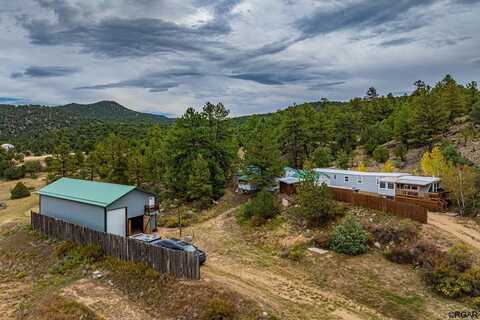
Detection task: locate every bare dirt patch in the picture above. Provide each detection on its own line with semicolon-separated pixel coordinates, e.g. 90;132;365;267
157;205;475;320
428;212;480;250
61;279;155;320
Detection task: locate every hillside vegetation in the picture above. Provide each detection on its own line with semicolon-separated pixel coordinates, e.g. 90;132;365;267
0;101;172;153
2;75;479;213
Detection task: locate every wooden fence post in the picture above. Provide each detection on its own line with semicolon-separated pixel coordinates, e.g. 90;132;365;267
30;212;200;280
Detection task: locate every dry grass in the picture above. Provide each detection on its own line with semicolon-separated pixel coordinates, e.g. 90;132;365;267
24;295;100;320
0;176;46;233
185;205;474;320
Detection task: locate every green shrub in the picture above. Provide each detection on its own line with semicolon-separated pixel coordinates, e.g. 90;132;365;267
372;145;389;163
79;245;103;262
384;244;415;264
394;144;408;161
4;165;26;180
54;241;77;258
287;244;306;262
10;182;31;199
293;177;339;228
447;243;473;273
422;244;480;299
202;298;235;320
329;215;368;256
50;244;103;274
366;219;419;245
239;190;278;225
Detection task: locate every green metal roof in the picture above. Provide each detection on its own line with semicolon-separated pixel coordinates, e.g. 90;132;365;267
38;178;136;207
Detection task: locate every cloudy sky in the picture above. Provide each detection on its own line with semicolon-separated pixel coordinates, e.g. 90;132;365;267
0;0;479;116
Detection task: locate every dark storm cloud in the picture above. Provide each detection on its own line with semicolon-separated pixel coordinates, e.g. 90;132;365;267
472;58;480;65
20;16;230;59
228;60;346;86
76;69;202;92
379;37;417;47
295;0;436;39
11;66;80;78
308;81;347;90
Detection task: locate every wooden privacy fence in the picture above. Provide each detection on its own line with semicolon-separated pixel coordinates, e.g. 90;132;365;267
31;212;200;280
329;188;428;223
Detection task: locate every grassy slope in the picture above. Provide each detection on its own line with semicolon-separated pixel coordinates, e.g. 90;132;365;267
0;179;265;320
158;204;472;320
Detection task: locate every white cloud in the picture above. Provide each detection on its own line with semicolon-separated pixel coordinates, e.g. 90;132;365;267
0;0;479;116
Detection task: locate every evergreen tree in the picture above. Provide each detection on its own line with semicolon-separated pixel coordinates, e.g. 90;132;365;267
466;81;478;111
294;175;336;227
393;103;412;145
410;84;449;146
10;182;30;199
279;105;310;168
471;101;480;125
164;103;234;200
51;142;74;177
127;148;146;186
243;118;282;189
310;146;333;168
187;154;213;206
434;75;468;120
94;134;129;184
144;125;166;184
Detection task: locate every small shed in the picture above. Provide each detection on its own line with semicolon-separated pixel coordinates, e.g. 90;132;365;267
38;178;157;237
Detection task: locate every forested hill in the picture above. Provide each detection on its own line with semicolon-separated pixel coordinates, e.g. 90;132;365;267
0;101;173;152
0;100;171;136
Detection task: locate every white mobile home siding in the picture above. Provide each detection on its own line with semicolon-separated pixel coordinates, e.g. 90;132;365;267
40;194;105;232
313;169;408;195
328;172;379;193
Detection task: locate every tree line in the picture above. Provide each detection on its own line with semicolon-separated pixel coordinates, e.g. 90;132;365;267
19;74;479;214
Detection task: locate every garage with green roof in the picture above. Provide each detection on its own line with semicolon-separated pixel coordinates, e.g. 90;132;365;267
38;178;157;237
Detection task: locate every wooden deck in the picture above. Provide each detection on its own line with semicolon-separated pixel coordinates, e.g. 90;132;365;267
395;190;448;212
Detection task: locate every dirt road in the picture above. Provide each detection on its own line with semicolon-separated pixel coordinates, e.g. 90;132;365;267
428;212;480;250
162;208;389;320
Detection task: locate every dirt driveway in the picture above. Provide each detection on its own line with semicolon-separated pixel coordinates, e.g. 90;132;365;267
428;212;480;250
160;208;388;320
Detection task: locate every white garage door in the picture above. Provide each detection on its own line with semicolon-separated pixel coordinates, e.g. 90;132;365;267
106;208;126;236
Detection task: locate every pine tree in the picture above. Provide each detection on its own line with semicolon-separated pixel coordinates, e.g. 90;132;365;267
243;118;282;189
410;84;450;146
279;105;310;168
187;154;212;206
434;75;468;120
164;103;234;200
127;148;146;186
471;101;480;125
310;146;333;168
51;142;74;178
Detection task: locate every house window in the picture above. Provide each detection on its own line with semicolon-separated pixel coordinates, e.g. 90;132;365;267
379;181;386;189
357;177;362;184
344;176;349;183
388;182;394;190
334;175;337;180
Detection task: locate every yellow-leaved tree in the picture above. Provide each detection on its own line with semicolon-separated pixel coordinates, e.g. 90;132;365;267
357;161;366;172
382;160;394;173
420;147;449;177
442;165;478;215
